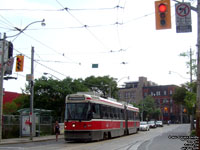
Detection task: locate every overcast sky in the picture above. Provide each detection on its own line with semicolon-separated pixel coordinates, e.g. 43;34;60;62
0;0;197;93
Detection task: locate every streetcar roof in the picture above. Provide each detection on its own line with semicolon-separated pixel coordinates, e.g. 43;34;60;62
66;93;139;111
66;93;124;109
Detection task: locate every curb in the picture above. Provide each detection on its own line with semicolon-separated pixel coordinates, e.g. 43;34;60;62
0;135;64;145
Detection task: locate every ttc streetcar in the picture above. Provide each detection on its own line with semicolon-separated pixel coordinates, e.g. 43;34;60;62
64;93;140;141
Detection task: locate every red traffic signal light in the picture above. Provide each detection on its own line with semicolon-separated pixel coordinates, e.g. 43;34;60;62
16;55;24;72
155;0;171;30
159;4;167;13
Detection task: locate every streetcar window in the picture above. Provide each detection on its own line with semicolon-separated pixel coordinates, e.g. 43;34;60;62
65;103;91;120
101;105;108;119
92;104;100;119
108;107;114;119
120;109;124;120
113;108;117;119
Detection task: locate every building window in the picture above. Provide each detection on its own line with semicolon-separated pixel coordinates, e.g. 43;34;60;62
170;107;173;113
131;92;135;98
125;92;130;99
169;90;173;95
163;99;169;103
164;90;167;95
151;92;154;96
156;91;160;96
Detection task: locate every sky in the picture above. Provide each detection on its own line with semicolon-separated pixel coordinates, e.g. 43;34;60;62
0;0;198;93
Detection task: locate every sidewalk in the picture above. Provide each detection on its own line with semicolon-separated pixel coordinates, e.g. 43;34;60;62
0;134;64;145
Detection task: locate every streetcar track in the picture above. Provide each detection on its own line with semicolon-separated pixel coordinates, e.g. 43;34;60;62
113;140;141;150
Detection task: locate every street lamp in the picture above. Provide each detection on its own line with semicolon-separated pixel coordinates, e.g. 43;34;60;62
8;19;45;38
43;72;61;81
117;76;129;87
0;19;45;142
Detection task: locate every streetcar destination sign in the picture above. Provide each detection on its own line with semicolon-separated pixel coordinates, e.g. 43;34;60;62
175;2;192;33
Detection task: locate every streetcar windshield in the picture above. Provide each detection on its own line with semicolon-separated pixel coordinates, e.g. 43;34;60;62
65;103;91;120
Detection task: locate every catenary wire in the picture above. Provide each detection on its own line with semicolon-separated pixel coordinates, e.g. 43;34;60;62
14;48;69;78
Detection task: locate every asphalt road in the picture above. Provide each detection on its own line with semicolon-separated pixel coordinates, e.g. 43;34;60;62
0;124;195;150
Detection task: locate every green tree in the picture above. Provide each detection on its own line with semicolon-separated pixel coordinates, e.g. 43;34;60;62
184;91;196;114
84;75;118;98
172;86;187;105
3;102;18;115
32;76;88;120
139;96;160;121
13;94;29;110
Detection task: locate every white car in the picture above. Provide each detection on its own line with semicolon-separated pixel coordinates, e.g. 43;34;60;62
140;121;150;131
156;121;163;127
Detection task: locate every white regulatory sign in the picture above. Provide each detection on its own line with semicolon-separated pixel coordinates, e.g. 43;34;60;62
175;3;192;33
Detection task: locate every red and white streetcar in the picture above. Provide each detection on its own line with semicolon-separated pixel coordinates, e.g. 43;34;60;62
64;93;140;141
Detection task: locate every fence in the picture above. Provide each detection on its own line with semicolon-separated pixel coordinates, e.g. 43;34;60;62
3;115;20;139
2;115;54;139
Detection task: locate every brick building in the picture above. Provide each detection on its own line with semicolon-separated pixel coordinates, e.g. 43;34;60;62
118;77;157;104
3;91;21;104
118;77;185;123
143;85;183;123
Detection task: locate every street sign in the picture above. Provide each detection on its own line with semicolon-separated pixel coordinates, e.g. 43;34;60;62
26;74;34;81
92;64;98;68
175;3;192;33
0;40;9;64
0;40;14;75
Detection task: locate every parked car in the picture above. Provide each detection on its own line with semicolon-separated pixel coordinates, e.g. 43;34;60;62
156;121;163;127
148;121;157;128
140;121;150;131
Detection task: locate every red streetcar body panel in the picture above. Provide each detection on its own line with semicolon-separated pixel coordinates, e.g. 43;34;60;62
64;93;140;141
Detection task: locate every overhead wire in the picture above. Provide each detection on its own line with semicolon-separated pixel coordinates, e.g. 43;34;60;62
14;48;69;78
22;32;81;65
55;0;114;51
0;14;15;28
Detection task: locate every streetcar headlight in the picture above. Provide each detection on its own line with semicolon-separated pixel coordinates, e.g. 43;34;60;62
72;124;76;127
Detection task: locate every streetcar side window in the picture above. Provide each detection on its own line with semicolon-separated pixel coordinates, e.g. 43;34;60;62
92;104;101;119
110;107;113;118
120;109;124;120
101;105;107;119
128;110;134;120
135;112;139;120
113;108;117;119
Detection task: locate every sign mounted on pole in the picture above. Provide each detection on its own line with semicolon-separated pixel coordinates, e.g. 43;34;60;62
175;2;192;33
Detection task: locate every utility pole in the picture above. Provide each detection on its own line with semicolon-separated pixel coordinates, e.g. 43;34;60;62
196;0;200;148
189;48;195;131
0;33;6;142
29;46;34;140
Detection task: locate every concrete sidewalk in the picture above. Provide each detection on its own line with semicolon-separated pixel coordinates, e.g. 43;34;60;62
0;134;64;145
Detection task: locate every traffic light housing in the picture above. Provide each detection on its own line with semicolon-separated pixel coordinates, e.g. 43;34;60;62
16;55;24;72
155;0;171;30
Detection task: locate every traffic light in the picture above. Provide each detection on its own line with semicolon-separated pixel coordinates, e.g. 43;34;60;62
8;42;13;59
15;55;24;72
155;0;171;30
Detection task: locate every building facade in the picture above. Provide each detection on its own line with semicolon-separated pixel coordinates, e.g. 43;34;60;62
143;85;182;123
118;77;157;104
118;77;185;123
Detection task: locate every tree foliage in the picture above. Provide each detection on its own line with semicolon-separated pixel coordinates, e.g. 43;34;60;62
3;102;18;115
172;86;187;105
84;75;118;98
7;75;119;120
139;96;161;121
172;83;197;115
